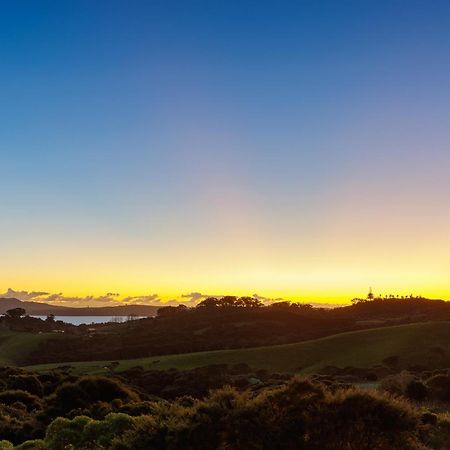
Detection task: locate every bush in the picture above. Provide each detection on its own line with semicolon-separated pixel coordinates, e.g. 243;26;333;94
50;376;138;414
0;441;13;450
405;380;428;401
14;440;44;450
36;379;429;450
427;413;450;449
7;375;43;397
380;371;415;396
0;390;41;411
427;375;450;402
44;414;135;450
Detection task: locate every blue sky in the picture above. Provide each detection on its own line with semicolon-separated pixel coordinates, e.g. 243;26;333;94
1;1;450;304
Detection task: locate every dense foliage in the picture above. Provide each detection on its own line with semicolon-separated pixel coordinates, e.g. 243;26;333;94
0;364;449;449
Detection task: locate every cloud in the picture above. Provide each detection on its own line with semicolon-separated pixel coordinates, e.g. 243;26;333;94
0;288;348;308
181;292;224;305
122;294;160;304
252;293;285;304
252;293;346;308
0;288;50;302
181;292;205;303
0;289;161;307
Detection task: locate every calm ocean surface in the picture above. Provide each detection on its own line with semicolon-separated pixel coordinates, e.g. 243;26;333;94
31;316;148;326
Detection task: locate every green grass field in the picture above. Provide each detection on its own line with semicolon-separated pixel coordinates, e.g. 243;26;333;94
0;331;57;366
25;321;450;374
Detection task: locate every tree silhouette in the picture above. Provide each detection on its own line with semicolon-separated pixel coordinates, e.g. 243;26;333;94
5;308;26;319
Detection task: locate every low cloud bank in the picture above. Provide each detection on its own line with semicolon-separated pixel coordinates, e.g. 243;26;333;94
0;288;161;307
0;288;346;308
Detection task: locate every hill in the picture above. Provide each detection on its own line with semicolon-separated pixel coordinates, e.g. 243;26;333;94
0;297;159;317
22;296;450;365
26;321;450;374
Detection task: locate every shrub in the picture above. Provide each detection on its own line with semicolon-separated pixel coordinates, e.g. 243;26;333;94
310;388;421;450
0;441;13;450
405;380;428;401
7;375;43;397
14;440;44;450
44;414;135;450
44;416;92;449
0;391;41;412
427;413;450;449
50;376;138;414
40;378;429;450
427;375;450;402
380;371;415;396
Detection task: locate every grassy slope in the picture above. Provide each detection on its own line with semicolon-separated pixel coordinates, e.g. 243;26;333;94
25;321;450;374
0;331;57;366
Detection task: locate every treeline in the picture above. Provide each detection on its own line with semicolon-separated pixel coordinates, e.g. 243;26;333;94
0;365;450;449
0;309;75;334
24;296;450;365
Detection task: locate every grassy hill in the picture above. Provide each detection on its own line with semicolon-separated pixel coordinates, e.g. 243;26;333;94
21;297;450;365
0;331;58;366
25;321;450;374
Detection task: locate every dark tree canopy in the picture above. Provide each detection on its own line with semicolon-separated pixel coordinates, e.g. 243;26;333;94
5;307;26;319
196;296;263;308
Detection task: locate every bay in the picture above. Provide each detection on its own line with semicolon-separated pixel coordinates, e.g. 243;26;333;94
31;315;148;326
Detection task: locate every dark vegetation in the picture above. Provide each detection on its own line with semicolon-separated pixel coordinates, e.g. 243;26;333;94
0;363;450;449
1;296;450;448
0;310;76;335
18;296;450;365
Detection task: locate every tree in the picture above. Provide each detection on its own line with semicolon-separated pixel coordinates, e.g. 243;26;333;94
197;296;263;309
219;296;238;307
269;301;292;310
157;305;187;316
5;308;26;319
196;297;221;308
239;297;263;308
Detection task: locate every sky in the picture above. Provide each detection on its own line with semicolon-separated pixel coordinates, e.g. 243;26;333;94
1;0;450;306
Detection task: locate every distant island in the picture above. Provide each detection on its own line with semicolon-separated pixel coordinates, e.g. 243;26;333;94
0;297;159;317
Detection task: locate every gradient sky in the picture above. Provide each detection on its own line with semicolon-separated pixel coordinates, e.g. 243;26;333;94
1;1;450;305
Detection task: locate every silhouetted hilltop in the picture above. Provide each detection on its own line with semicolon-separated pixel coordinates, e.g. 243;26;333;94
338;296;450;322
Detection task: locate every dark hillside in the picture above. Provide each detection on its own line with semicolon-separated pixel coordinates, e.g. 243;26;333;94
23;297;450;365
337;297;450;324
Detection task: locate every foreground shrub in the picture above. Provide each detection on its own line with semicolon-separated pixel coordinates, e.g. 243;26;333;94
43;414;135;450
427;375;450;402
405;380;428;401
7;375;43;397
24;379;430;450
49;376;138;414
427;413;450;449
14;440;44;450
306;389;421;450
380;371;415;396
0;391;41;412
